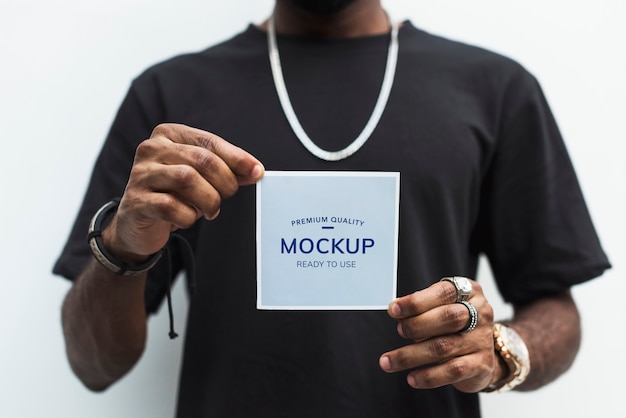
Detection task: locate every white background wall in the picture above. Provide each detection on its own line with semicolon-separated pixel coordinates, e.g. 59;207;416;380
1;1;623;417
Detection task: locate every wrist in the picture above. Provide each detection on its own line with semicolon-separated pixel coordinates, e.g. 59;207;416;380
88;199;162;276
101;218;150;266
489;347;509;385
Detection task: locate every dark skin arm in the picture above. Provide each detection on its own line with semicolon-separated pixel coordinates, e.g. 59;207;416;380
379;280;581;392
61;261;148;391
61;0;386;391
509;291;581;391
60;0;384;392
61;124;264;391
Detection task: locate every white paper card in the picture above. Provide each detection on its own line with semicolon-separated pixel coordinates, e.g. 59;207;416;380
256;171;400;310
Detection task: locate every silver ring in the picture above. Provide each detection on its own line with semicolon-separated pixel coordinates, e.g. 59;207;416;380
440;276;472;302
458;301;478;333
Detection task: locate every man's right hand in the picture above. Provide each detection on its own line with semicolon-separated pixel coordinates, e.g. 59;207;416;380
102;123;265;265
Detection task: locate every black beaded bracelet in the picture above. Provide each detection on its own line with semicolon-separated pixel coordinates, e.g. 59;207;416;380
87;198;162;276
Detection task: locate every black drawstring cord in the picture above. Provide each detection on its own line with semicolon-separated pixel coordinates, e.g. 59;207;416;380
164;246;178;339
163;233;197;340
87;198;197;340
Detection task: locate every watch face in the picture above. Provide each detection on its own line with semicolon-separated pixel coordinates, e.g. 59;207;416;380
501;326;530;362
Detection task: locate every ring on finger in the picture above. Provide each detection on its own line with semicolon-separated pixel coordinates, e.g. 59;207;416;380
440;276;473;303
458;301;478;334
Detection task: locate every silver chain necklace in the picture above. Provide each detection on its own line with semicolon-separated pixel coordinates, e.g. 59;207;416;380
267;15;399;161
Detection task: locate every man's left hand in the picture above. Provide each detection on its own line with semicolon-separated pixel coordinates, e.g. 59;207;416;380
379;278;500;393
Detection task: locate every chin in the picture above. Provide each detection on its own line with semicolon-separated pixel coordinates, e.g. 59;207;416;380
288;0;358;15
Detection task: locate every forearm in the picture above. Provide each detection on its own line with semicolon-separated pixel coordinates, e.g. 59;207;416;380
507;291;581;391
61;258;148;391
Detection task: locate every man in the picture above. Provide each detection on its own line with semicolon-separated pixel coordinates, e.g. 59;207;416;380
54;0;610;416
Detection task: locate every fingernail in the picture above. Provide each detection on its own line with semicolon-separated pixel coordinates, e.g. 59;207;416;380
408;375;418;388
379;355;392;372
396;322;405;338
206;208;221;221
251;164;264;180
390;302;401;316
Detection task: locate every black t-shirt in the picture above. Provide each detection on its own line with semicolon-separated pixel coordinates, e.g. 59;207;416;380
54;22;610;417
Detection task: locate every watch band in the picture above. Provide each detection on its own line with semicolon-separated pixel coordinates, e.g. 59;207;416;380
482;323;531;393
87;198;162;276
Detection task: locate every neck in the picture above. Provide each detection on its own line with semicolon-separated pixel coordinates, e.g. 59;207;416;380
261;0;388;38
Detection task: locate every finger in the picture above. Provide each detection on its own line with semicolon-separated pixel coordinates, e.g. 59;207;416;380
379;335;466;374
390;278;485;320
135;192;203;230
143;163;224;220
151;123;265;185
397;302;478;340
113;192;200;257
136;137;241;208
396;308;494;382
405;353;490;391
388;281;459;320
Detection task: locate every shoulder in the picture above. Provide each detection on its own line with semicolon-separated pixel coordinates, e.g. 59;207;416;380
400;21;537;93
131;24;266;90
401;22;523;70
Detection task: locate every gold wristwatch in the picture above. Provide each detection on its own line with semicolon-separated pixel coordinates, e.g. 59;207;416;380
483;323;531;393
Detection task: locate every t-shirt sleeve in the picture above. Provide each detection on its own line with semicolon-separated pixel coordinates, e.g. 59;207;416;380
52;75;185;313
475;67;610;304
